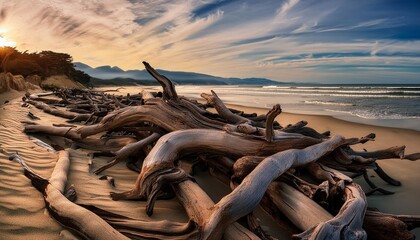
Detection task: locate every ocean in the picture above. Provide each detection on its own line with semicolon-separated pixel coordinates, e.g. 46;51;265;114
104;84;420;131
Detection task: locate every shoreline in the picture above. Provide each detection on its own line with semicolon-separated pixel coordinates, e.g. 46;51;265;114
226;102;420;135
222;100;420;132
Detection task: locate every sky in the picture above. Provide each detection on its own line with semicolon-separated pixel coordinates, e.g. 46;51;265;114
0;0;420;84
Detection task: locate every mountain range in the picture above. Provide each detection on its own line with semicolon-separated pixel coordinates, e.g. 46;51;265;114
74;62;283;85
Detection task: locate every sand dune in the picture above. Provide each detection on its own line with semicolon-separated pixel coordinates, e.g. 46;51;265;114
0;73;40;94
41;75;86;90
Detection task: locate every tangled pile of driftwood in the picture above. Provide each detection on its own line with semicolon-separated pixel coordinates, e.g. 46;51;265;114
10;62;420;240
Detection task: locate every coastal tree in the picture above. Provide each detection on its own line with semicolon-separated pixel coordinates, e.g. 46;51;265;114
0;46;91;84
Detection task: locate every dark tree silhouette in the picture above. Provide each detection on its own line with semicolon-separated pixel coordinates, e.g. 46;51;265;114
0;47;90;84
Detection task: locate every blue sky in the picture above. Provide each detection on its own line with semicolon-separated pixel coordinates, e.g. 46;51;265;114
1;0;420;83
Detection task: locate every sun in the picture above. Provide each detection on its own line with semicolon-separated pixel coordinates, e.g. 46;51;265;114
0;36;16;47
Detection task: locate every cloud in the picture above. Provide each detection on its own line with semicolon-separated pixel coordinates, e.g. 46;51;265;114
277;0;299;16
292;21;318;33
316;19;390;33
0;0;419;83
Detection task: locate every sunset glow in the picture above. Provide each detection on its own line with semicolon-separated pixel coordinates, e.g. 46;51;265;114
0;36;15;47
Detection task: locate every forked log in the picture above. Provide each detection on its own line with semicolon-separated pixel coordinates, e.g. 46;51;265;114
143;61;178;101
24;123;139;152
265;104;282;142
201;90;251;124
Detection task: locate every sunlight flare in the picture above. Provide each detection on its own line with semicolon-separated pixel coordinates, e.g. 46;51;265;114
0;36;16;47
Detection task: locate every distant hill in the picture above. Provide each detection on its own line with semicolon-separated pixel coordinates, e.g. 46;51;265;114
75;62;283;86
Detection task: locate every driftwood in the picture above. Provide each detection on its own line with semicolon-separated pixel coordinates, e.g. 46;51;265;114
9;151;130;240
11;61;420;240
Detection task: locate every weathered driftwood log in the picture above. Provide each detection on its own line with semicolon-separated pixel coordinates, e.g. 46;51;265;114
233;156;265;180
141;89;155;101
79;204;200;239
304;162;352;185
201;90;251;124
363;211;420;240
24;123;81;140
24;123;140;152
348;145;420;161
265;104;282;142
27;99;91;121
281;121;329;139
246;212;277;240
404;152;420;160
143;61;178;101
74;136;138;152
93;132;162;174
9;151;130;240
174;180;260;240
267;182;333;232
112;95;128;108
76;98;225;138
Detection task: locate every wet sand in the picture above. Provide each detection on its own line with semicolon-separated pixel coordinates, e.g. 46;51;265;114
0;93;419;239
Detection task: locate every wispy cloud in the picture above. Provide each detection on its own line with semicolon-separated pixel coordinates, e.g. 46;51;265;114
0;0;419;83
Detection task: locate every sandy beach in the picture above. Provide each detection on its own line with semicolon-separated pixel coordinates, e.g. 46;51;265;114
0;92;419;239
